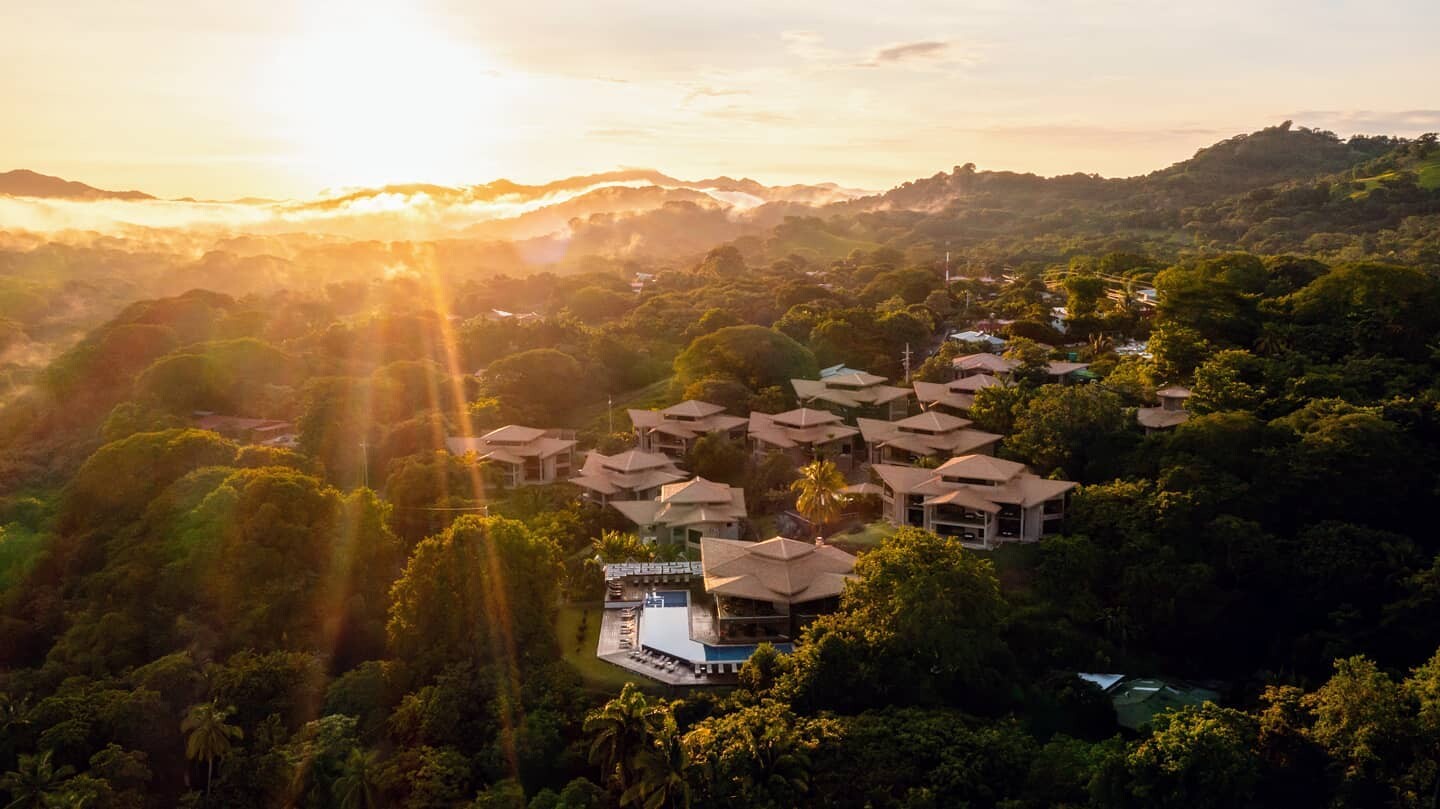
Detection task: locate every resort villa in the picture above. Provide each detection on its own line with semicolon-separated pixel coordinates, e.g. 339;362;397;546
871;454;1078;548
593;538;857;683
628;399;748;457
912;373;1006;414
610;476;747;546
791;368;912;423
570;448;687;503
1136;385;1193;432
192;412;297;447
445;425;577;487
748;408;861;471
857;411;1002;465
701;536;857;642
952;352;1091;384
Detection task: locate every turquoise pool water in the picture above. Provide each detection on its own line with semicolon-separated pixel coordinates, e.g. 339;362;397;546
704;642;794;661
644;590;688;608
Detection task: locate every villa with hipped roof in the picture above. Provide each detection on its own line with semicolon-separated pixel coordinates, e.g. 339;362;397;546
953;353;1091;384
792;369;912;423
1137;385;1193;432
445;425;576;487
611;476;747;546
629;399;748;457
700;536;857;641
912;373;1007;414
872;454;1078;548
192;412;297;447
748;408;861;470
570;449;687;504
857;411;1002;465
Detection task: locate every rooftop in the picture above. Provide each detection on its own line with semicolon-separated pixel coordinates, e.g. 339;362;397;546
446;426;577;461
701;536;857;603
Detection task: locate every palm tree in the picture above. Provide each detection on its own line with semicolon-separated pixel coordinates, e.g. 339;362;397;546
584;684;659;799
333;748;381;809
790;460;848;537
181;702;243;796
623;713;691;809
589;530;654;566
1;750;74;809
1086;332;1115;359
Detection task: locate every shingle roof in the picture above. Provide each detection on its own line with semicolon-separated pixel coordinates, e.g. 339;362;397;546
1156;385;1193;399
701;536;857;603
954;353;1017;373
446;426;576;462
571;450;686;496
771;407;844;429
1137;408;1191;430
857;418;1001;459
935;454;1028;482
662;399;727;419
660;476;736;504
598;449;676;473
874;456;1077;510
749;411;859;450
481;424;547;444
792;375;914;409
893;410;972;433
912;381;977;412
629;402;745;439
1046;360;1091;376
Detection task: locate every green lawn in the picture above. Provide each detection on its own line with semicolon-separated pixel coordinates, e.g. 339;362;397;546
0;525;49;592
556;603;657;692
568;377;675;436
828;521;896;553
1349;153;1440;195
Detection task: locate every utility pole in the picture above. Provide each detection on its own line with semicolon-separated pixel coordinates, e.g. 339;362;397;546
359;440;369;489
608;396;614;435
902;343;913;383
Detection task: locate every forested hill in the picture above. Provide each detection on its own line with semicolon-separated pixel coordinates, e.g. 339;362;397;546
765;123;1438;266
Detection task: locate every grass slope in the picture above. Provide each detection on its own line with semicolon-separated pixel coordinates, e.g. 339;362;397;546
556;603;657;692
567;376;674;435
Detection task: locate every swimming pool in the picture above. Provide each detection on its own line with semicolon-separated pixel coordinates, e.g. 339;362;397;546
644;590;689;608
704;642;794;661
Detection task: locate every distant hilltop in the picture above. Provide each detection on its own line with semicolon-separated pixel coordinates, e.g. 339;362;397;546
0;168;154;201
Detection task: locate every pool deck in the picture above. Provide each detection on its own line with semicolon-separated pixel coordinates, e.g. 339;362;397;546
596;603;738;686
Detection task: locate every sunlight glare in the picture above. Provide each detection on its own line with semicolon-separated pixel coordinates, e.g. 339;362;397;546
262;1;517;190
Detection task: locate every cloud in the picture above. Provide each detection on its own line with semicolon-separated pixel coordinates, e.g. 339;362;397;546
586;127;659;140
1287;109;1440;134
701;105;795;125
867;40;950;65
682;85;750;105
782;30;838;61
783;33;976;70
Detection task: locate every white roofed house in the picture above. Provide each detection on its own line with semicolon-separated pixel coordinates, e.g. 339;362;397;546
912;373;1007;414
570;449;687;504
872;454;1078;549
1136;385;1193;432
857;410;1002;466
628;400;748;458
445;425;577;487
792;370;913;423
611;476;747;547
748;408;862;471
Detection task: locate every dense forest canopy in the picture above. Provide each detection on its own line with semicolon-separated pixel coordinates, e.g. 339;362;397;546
2;124;1440;807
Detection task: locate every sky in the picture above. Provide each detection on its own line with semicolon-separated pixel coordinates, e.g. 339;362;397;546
5;0;1439;200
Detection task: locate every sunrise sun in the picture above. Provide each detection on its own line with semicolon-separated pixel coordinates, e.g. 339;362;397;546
261;1;515;191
